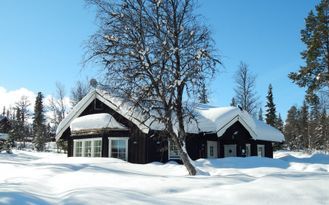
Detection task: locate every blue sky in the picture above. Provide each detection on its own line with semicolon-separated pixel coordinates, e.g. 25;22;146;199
0;0;320;119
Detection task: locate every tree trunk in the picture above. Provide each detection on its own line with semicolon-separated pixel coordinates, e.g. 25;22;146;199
168;129;197;176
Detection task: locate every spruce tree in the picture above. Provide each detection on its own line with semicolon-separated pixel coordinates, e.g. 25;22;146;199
276;113;284;132
198;82;209;104
265;84;277;127
284;106;299;150
230;97;237;107
33;92;46;151
299;101;309;150
309;99;321;150
258;108;263;121
289;0;329;102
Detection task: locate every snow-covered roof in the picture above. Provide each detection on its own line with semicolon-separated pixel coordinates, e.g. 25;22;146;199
0;115;7;122
70;113;127;131
56;89;284;142
189;104;284;142
0;133;9;140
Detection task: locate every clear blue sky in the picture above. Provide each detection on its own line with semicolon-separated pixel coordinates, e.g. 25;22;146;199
0;0;320;119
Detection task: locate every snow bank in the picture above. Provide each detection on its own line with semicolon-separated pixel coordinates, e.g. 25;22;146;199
0;150;329;204
70;113;127;131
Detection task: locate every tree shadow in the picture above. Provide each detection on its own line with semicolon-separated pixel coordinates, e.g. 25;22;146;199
0;192;50;205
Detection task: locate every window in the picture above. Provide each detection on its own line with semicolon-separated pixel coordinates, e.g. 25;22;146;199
74;138;102;157
257;144;265;157
94;140;102;157
108;137;128;161
168;140;180;160
246;144;251;157
75;141;83;157
84;141;92;157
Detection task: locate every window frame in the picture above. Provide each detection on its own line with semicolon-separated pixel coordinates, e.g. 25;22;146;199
168;140;180;160
73;138;102;157
257;144;265;157
108;137;129;161
246;144;251;157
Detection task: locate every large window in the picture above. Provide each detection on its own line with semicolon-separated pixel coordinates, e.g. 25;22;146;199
74;138;102;157
75;141;83;157
168;140;180;160
108;137;128;161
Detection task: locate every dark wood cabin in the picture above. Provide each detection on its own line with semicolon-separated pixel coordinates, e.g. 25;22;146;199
56;89;283;163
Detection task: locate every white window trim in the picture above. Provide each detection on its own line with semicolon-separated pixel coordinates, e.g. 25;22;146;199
73;138;102;157
168;140;180;160
246;144;251;157
257;144;265;157
108;137;129;161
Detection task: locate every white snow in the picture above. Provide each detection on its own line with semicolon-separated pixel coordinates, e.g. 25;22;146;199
1;150;328;204
70;113;127;131
0;133;9;140
56;89;284;142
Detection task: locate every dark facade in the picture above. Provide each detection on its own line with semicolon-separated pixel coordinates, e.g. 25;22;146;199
61;98;274;164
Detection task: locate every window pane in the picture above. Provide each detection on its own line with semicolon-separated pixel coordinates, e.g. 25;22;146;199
93;140;102;157
75;141;83;157
169;141;180;159
84;141;92;157
111;139;127;161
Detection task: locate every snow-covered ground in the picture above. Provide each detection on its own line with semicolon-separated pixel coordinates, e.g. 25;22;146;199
0;150;328;205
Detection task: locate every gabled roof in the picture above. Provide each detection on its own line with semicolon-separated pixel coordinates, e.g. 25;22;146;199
55;89;150;141
56;89;284;142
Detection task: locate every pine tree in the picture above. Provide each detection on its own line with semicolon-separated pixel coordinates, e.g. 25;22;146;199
230;97;237;107
284;106;299;150
265;84;277;127
289;0;329;102
258;108;263;121
198;82;209;104
33;92;46;151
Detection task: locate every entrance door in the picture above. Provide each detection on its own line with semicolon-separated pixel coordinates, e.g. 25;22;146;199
207;141;218;158
224;144;237;157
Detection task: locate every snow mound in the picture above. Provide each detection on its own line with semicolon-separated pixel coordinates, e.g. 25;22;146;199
70;113;127;131
1;150;329;204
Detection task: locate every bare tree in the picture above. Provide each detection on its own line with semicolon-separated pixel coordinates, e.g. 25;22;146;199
71;80;90;106
85;0;219;175
234;62;259;114
48;82;67;127
14;96;31;147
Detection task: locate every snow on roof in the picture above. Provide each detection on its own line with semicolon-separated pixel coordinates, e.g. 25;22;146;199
0;115;6;122
70;113;127;131
0;133;9;140
188;104;284;142
56;89;284;142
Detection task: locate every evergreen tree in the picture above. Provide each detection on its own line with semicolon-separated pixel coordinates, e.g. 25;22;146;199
309;99;321;150
258;108;263;121
265;84;277;126
289;0;329;102
299;100;310;149
276;113;284;132
284;106;299;150
230;97;237;107
198;82;209;104
33;92;46;151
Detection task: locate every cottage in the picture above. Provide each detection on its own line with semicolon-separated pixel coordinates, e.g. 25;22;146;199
55;89;284;163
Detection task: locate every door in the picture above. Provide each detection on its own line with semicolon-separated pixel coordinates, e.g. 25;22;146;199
207;141;218;158
224;144;237;157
